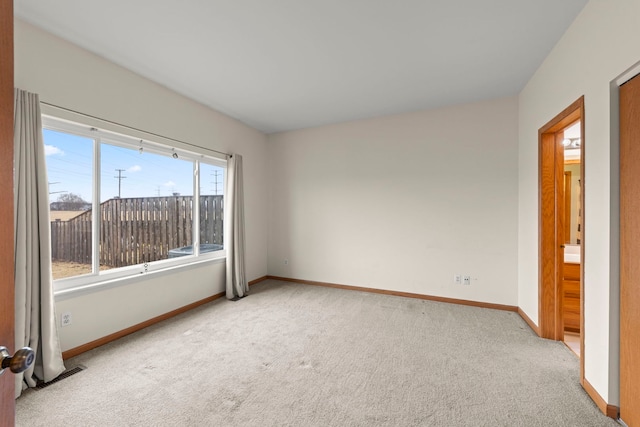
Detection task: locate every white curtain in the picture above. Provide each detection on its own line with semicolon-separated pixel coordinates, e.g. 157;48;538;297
225;154;248;299
14;89;65;397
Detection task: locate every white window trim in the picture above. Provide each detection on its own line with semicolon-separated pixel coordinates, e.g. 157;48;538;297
54;256;226;301
43;115;227;294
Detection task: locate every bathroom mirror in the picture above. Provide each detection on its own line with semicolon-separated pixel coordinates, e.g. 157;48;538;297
563;122;581;245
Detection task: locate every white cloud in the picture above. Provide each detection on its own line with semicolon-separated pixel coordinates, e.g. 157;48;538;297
44;145;64;156
164;181;176;187
127;165;142;173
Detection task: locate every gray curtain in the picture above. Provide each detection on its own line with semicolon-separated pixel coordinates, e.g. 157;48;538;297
14;89;65;397
225;154;248;299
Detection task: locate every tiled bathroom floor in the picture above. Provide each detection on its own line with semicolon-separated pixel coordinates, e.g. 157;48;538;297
564;332;580;357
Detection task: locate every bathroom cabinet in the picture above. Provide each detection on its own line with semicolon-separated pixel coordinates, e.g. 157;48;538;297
563;263;581;333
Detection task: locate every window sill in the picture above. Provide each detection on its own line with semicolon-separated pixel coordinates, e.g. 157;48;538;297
53;256;226;301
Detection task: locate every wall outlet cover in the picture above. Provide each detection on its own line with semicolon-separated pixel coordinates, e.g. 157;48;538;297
61;312;72;327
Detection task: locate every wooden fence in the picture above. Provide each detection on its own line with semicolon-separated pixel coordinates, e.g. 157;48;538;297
50;195;223;267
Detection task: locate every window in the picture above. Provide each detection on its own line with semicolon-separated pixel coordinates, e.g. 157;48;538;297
43;116;225;289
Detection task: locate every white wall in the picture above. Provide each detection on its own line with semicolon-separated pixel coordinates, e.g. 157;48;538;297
14;19;269;351
518;0;640;405
55;261;225;351
268;97;519;306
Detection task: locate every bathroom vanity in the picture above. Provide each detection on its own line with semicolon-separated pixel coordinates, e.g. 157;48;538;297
563;262;581;333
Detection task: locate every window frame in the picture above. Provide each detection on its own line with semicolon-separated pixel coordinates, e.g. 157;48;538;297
42;115;227;294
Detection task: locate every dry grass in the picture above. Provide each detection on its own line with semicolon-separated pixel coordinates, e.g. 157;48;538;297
52;261;110;280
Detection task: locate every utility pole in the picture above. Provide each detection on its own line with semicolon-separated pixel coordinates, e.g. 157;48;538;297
212;170;222;195
114;169;127;198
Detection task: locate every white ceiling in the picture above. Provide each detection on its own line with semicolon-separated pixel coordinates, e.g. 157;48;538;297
15;0;588;134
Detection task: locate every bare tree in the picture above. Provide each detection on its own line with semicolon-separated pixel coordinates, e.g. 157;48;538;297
51;193;89;211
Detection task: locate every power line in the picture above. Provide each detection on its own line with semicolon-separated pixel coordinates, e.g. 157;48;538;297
48;181;68;195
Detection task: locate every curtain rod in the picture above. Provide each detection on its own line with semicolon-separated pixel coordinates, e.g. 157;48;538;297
40;101;231;158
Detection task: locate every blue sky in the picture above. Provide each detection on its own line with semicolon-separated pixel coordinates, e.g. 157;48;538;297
43;129;224;204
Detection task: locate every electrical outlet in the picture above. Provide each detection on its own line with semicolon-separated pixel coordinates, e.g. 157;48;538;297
463;276;471;285
61;312;72;327
284;259;289;265
454;274;462;284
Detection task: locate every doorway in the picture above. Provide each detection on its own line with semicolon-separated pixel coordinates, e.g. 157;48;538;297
560;121;582;357
538;97;585;380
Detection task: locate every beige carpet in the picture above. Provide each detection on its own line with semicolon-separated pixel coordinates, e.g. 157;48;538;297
16;280;618;426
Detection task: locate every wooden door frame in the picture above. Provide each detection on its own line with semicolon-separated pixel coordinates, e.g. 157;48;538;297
0;0;14;424
619;70;640;427
538;96;585;376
